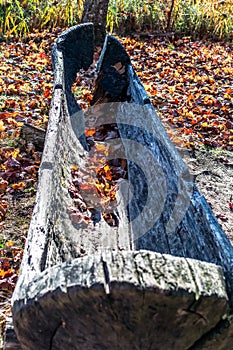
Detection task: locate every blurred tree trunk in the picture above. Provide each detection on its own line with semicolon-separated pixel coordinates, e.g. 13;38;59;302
81;0;110;45
166;0;175;30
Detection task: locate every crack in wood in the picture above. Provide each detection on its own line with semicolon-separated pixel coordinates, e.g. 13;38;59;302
101;256;111;294
185;258;201;301
187;317;233;350
180;303;208;326
49;320;65;350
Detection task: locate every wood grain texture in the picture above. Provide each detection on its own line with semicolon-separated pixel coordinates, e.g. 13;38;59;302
13;251;229;350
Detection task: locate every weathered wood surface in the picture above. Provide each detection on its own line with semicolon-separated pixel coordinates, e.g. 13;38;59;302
12;252;230;350
11;23;233;349
3;317;21;350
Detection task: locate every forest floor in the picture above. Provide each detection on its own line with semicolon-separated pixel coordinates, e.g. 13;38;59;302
0;29;233;346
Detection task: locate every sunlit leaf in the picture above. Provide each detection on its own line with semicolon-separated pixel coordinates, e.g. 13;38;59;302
0;120;6;132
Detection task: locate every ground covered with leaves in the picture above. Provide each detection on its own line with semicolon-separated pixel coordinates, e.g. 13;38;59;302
0;30;233;341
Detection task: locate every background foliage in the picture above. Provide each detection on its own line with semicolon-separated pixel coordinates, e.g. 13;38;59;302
0;0;232;40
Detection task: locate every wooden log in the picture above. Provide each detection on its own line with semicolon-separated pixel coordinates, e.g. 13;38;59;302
3;316;21;350
11;23;233;349
12;251;230;350
20;123;46;152
93;34;233;273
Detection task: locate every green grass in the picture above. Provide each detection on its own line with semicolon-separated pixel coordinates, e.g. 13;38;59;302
108;0;233;40
0;0;232;40
0;0;84;38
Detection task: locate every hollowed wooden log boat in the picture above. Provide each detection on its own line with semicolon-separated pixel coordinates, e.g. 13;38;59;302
11;24;233;350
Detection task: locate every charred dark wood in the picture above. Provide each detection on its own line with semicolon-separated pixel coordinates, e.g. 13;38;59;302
11;24;233;350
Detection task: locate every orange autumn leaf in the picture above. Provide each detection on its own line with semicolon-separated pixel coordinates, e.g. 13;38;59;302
2;148;20;160
201;122;209;128
82;89;93;103
85;128;96;137
0;268;14;279
43;89;51;98
104;172;112;182
11;182;26;190
5;240;14;247
6;117;22;127
185;128;193;135
0;112;18;119
224;93;231;100
0;203;8;221
104;165;110;172
71;165;78;173
170;98;179;105
28;100;38;109
78;182;98;193
95;143;108;153
0;120;5;132
0;180;8;193
6;100;17;108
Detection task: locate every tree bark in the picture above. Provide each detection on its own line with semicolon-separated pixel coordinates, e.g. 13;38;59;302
81;0;110;45
166;0;175;30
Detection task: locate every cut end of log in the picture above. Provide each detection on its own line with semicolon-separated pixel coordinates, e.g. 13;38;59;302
12;251;229;350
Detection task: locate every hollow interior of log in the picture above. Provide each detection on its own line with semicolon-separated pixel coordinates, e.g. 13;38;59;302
44;64;133;269
41;29;233;273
